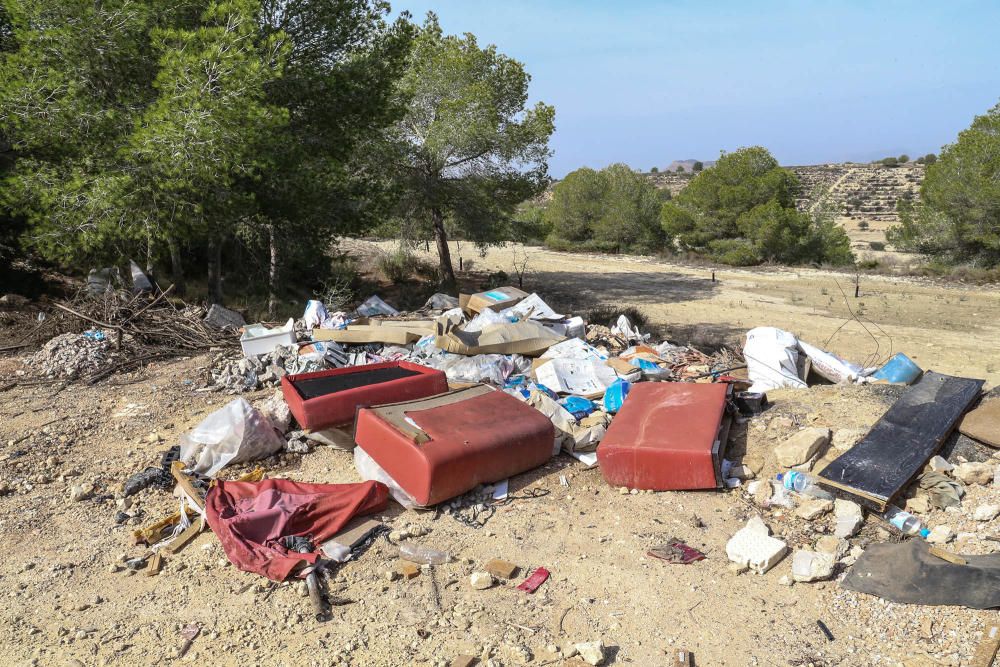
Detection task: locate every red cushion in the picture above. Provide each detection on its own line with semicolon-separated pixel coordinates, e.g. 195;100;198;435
281;361;448;431
355;388;554;506
597;382;731;490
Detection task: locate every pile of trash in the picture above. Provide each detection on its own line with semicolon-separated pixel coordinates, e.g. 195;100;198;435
25;329;122;380
112;281;1000;658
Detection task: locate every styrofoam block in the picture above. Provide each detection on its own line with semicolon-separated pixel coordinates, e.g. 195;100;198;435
726;527;788;574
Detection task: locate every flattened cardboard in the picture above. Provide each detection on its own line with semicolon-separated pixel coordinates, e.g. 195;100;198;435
313;326;425;345
959;398;1000;448
460;286;529;314
435;318;563;357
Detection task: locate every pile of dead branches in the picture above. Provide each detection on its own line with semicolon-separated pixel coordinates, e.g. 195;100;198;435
45;285;238;383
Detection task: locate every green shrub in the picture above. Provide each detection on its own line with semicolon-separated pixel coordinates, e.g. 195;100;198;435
707;238;760;266
376;247;422;283
869;241;886;251
587;304;648;328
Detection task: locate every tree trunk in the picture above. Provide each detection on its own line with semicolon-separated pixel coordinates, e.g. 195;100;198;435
267;223;279;318
145;228;155;277
432;208;456;288
168;237;186;295
207;235;223;305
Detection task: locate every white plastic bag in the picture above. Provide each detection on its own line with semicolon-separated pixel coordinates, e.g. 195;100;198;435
303;300;329;329
463;308;510;332
743;327;808;393
354;446;419;509
179;398;285;476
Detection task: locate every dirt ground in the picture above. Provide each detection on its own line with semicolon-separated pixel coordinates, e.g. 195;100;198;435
3;246;1000;667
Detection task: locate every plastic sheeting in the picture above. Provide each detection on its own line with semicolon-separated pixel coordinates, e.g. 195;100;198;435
743;327;808;392
179;398;285;477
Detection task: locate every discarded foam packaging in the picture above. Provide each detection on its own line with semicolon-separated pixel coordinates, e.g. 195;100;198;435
356;295;399;317
435;318;564;357
460;286;529;314
743;327;808;393
179;398;285;476
535;358;619;397
240;318;296;357
798;339;863;384
726;524;788;574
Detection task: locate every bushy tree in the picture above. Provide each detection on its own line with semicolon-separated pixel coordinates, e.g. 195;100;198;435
693;161;704;172
650;166;659;173
898;154;910;163
923;153;937;165
888;101;1000;266
661;146;852;266
880;156;898;167
545;163;663;253
386;13;555;287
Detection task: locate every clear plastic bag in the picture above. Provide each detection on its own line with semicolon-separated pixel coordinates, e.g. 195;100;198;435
179;398;285;476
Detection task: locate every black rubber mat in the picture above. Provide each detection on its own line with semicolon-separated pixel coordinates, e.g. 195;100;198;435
292;366;422;400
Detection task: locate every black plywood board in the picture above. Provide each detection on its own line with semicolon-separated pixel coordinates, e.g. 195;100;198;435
818;371;984;511
291;366;421;400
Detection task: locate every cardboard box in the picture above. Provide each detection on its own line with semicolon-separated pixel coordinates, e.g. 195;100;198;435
313;326;426;345
460;286;529;314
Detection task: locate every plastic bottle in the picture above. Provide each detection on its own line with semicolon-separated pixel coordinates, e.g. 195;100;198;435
398;542;450;565
776;471;834;500
883;505;931;538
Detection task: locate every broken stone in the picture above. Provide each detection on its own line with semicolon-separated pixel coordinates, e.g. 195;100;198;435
815;535;848;559
794;498;834;521
484;559;518;579
774;428;830;468
574;641;605;666
470;572;494;590
954;462;993;486
833;499;864;538
974;504;1000;521
67;484;92;502
726;524;788;574
928;455;954;472
905;496;931;514
831;428;866;451
745;515;771;536
791;549;836;582
926;525;955;544
747;480;773;508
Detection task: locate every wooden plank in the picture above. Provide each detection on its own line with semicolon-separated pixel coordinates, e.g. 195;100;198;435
145;551;163;576
163;521;203;555
818;372;983;511
673;649;694;666
971;622;1000;667
929;546;967;565
171;461;205;511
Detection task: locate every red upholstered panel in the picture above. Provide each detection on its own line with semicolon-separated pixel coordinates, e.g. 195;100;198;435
282;361;448;431
354;389;554;506
597;382;731;491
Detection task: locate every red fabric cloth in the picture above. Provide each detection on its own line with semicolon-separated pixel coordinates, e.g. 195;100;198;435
205;478;388;581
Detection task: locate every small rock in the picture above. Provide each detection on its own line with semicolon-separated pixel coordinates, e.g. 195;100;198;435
815;535;848;559
928;455;954;472
470;572;494;590
574;640;605;666
67;484;92;502
794;498;834;521
484;559;518;579
954;462;993;486
778;575;794;586
831;428;866;451
728;562;749;575
774;428;830;468
833;499;864;538
618;487;628;495
791;549;836;582
926;525;955;544
974;504;1000;521
747;480;773;508
385;570;400;582
905;495;931;514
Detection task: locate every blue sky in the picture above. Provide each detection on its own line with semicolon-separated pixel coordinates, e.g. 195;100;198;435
393;1;1000;177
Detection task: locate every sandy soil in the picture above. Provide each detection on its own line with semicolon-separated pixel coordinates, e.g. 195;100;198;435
2;247;1000;667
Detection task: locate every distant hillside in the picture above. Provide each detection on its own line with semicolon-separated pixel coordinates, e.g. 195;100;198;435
664;159;714;173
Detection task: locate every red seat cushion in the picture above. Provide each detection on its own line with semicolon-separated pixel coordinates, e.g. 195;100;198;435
354;386;554;506
597;382;731;490
282;361;448;431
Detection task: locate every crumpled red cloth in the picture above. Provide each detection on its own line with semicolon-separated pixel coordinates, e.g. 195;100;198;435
205;478;388;581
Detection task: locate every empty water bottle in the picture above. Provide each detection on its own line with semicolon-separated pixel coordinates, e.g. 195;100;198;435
883;505;930;538
776;471;834;500
398;542;450;565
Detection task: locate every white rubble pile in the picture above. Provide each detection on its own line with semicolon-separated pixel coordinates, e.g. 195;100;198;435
208;345;322;393
25;330;120;379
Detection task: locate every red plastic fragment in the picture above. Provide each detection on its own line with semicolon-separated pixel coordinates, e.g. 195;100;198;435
517;567;550;593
